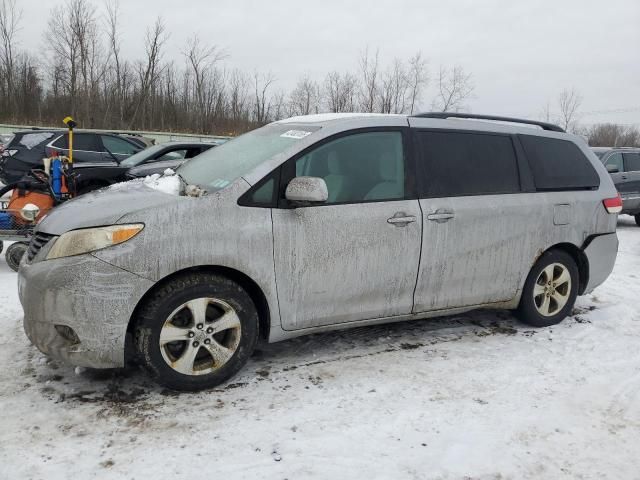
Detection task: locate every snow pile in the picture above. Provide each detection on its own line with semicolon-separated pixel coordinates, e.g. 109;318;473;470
108;169;181;195
141;169;181;195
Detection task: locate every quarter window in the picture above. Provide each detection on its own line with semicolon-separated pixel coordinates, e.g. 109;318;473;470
519;135;599;190
415;131;520;197
101;135;138;155
294;131;405;204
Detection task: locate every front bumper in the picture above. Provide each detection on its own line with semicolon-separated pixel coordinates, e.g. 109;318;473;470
19;253;154;368
583;232;619;294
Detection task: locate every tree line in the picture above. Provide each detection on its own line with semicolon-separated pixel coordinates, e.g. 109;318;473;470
0;0;476;135
0;0;637;145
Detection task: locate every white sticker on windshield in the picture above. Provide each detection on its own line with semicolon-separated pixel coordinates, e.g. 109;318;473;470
211;179;230;188
280;130;312;139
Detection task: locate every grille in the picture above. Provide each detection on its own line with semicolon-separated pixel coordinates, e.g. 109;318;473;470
27;232;56;262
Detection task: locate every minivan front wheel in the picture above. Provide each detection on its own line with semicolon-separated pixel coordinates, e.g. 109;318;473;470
134;273;259;391
517;250;578;328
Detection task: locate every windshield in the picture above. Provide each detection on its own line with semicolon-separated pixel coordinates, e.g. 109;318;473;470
179;124;321;191
120;144;167;167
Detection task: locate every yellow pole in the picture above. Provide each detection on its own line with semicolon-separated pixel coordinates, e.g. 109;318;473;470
62;116;76;164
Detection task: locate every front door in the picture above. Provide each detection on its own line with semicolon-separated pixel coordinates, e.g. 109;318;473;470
272;129;422;330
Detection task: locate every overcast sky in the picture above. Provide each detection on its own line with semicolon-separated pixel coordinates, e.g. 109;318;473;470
14;0;640;125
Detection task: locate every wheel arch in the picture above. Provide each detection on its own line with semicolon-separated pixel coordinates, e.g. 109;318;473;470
125;265;271;359
543;242;589;295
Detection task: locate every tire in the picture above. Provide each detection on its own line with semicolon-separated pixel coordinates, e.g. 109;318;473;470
516;249;579;328
635;214;640;227
5;242;28;272
0;240;3;255
134;273;259;391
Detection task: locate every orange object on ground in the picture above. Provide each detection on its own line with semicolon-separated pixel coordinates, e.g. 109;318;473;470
8;189;54;223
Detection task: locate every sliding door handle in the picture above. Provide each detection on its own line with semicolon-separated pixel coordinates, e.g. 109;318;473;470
427;211;455;223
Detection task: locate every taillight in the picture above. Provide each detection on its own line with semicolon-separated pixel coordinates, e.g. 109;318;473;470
603;193;623;214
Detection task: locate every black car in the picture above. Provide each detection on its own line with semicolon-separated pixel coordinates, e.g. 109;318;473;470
72;141;218;193
0;129;147;185
593;146;640;225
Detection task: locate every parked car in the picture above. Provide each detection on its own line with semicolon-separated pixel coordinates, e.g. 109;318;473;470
592;146;640;225
19;113;620;391
0;129;148;185
71;141;218;193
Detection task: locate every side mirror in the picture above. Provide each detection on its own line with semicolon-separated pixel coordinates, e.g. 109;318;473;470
606;164;619;173
285;176;328;205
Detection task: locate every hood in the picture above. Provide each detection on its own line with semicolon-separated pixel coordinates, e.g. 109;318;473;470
37;181;184;235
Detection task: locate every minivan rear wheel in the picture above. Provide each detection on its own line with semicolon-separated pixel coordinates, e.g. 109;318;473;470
134;273;259;391
516;250;578;328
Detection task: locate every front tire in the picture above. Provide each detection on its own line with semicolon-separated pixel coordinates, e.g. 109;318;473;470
134;273;259;391
635;214;640;227
516;249;578;328
6;242;28;272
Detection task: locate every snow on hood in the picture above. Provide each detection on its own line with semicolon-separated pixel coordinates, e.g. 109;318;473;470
109;168;182;196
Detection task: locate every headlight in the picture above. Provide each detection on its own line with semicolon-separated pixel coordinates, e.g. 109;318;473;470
46;224;144;260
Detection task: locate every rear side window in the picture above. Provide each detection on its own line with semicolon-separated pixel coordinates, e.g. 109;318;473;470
519;135;599;190
415;131;520;197
52;133;96;151
624;153;640;172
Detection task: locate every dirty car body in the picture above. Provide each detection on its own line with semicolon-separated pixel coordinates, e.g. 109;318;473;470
19;113;620;390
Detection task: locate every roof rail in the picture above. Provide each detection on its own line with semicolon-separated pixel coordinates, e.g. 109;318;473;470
411;112;565;133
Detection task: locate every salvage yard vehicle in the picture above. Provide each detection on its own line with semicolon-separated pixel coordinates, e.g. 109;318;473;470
0;129;149;185
69;141;218;194
592;146;640;226
19;113;620;391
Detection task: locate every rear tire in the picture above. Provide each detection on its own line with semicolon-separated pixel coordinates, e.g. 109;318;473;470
134;273;259;391
516;249;579;327
635;214;640;227
5;242;28;272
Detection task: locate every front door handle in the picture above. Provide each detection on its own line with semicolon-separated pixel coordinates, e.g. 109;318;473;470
387;213;417;226
427;211;455;223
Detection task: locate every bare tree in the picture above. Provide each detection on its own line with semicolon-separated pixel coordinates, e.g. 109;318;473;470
358;47;379;113
253;71;274;123
558;87;582;132
432;65;474;112
0;0;21;117
128;16;167;129
288;76;320;116
324;71;356;113
407;51;427;114
183;35;226;132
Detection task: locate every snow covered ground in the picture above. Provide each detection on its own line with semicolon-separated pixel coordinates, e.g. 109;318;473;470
1;218;639;479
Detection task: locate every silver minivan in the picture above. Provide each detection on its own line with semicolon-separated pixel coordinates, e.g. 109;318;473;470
19;113;620;391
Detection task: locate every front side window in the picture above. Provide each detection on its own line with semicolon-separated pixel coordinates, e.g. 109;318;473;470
101;135;138;155
157;149;187;161
294;131;405;204
605;152;624;172
416;131;520;197
623;152;640;172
